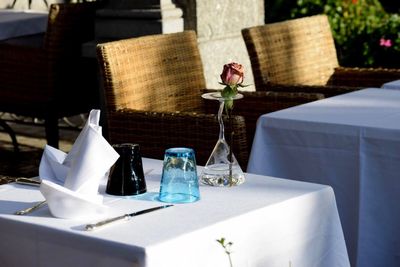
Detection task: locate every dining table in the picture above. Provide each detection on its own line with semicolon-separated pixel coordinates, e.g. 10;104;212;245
0;9;47;41
247;87;400;267
382;79;400;90
0;157;349;267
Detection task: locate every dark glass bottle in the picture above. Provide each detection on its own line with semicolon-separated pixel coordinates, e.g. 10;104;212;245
106;143;147;196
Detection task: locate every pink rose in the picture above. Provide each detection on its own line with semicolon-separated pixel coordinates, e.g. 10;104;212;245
220;62;244;86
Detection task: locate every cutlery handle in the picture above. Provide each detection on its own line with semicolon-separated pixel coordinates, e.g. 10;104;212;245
15;200;47;215
85;214;130;231
15;178;41;186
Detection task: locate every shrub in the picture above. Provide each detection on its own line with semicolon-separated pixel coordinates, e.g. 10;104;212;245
290;0;400;68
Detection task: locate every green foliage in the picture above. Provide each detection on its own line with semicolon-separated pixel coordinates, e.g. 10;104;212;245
216;237;234;267
290;0;400;68
265;0;298;22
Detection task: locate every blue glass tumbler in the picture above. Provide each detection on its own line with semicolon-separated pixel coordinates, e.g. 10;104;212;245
159;148;200;203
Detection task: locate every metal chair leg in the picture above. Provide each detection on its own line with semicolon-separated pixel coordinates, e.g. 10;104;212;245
44;116;59;148
0;119;19;154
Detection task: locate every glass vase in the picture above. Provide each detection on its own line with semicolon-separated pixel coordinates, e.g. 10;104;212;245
200;92;245;186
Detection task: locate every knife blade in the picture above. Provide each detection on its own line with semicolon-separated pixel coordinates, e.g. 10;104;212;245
85;204;173;231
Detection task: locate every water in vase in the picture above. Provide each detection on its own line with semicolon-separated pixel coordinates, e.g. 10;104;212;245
201;163;245;186
200;138;245;186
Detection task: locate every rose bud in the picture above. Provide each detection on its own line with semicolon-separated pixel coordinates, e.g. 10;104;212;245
220;62;244;86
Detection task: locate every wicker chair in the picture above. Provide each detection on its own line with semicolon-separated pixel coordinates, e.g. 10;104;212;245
97;31;323;169
242;14;400;97
0;2;99;148
96;31;247;167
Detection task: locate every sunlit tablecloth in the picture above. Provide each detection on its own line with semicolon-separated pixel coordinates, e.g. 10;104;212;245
382;79;400;90
247;88;400;267
0;158;349;267
0;9;47;40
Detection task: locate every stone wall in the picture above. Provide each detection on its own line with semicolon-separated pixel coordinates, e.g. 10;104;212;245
176;0;264;91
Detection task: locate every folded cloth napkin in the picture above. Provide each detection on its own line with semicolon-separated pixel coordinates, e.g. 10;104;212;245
39;110;119;219
38;145;68;185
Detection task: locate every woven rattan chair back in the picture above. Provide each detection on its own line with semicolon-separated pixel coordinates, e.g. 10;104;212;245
0;2;97;147
97;31;207;114
44;3;96;92
242;14;339;89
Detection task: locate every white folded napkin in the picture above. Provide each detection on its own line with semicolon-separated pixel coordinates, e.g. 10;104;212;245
39;109;119;219
38;145;68;185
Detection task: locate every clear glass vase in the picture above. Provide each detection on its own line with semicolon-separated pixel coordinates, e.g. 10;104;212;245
200;92;245;186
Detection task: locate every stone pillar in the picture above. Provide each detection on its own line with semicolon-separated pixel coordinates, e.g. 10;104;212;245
175;0;264;91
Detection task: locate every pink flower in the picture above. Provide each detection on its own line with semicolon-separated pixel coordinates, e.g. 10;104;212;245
220;62;244;86
380;38;392;47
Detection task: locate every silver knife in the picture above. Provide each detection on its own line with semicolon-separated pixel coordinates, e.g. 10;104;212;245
85;204;173;231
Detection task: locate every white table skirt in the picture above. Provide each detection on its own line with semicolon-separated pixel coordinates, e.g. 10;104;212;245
0;158;349;267
0;9;47;40
247;88;400;267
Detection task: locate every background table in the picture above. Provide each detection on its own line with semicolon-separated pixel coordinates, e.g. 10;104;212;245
0;9;47;40
0;158;349;267
247;88;400;267
382;79;400;90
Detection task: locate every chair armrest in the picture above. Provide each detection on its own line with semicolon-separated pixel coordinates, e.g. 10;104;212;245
329;67;400;88
255;83;359;98
107;109;250;169
202;89;323;114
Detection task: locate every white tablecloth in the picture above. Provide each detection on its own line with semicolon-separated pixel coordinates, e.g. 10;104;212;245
0;9;47;40
247;88;400;267
0;158;349;267
382;79;400;90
